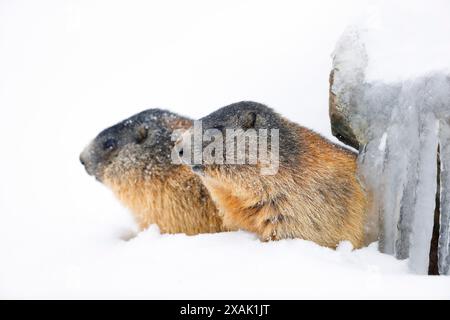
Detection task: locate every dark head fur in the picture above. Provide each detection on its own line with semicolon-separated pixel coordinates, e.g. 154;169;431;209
80;108;192;182
186;101;300;176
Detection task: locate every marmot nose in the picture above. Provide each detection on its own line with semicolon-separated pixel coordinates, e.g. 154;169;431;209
191;164;204;174
80;148;97;177
79;154;86;167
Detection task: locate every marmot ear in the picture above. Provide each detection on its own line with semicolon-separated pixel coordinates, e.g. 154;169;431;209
135;125;148;144
240;111;257;129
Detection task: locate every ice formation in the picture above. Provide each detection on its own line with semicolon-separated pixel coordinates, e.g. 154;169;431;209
330;27;450;274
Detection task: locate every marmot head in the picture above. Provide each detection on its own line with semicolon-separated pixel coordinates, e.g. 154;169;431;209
176;101;299;182
80;109;192;183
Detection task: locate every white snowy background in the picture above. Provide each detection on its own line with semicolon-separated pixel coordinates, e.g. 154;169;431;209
1;0;450;299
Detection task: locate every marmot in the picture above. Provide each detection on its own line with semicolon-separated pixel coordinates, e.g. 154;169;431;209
178;101;367;248
80;109;230;235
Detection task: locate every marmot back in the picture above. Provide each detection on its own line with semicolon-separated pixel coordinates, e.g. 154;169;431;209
179;101;367;248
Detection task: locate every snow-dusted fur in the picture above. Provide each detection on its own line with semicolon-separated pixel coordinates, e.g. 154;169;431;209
192;102;367;248
81;109;230;234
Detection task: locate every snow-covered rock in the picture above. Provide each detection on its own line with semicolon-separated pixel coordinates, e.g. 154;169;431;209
330;24;450;274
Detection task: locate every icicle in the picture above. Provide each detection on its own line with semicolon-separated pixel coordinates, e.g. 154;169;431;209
439;120;450;275
330;27;450;274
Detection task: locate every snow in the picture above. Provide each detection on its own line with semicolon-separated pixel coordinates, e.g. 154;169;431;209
3;224;450;299
1;0;450;298
378;133;387;152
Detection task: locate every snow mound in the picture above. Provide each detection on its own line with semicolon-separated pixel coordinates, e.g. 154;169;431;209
4;224;450;299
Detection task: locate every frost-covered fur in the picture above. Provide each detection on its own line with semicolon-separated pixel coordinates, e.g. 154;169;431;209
80;109;229;234
190;101;367;248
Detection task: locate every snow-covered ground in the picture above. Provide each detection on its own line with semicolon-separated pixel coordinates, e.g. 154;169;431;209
1;0;449;299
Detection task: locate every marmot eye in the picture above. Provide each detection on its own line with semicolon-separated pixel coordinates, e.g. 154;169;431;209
213;125;225;132
103;138;117;151
241;111;257;129
135;125;148;144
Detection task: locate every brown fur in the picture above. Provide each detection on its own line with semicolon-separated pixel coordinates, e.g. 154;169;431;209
103;165;227;234
192;105;367;248
81;109;231;235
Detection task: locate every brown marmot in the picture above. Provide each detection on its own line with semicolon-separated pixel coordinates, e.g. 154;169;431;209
178;101;367;248
80;109;230;235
